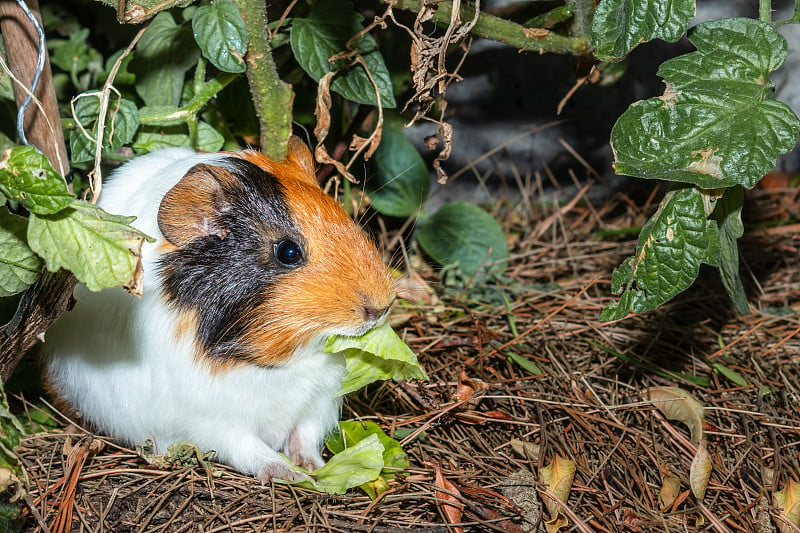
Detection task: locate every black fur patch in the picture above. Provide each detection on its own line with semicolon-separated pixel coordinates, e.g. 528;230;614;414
158;158;305;360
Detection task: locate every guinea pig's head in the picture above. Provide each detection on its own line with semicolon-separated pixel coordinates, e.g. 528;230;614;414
156;136;396;366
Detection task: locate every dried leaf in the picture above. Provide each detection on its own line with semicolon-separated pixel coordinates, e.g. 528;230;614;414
313;71;356;182
647;386;705;444
690;439;712;501
539;455;576;520
510;439;540;462
774;479;800;532
659;473;682;511
545;512;569;533
433;464;464;533
454;370;488;406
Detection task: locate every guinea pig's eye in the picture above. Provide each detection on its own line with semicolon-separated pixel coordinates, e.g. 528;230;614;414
274;239;305;268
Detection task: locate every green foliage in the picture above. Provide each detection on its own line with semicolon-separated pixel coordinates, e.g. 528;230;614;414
597;12;800;319
365;115;429;217
291;0;396;108
417;203;510;276
600;186;720;320
0;208;41;298
28;201;150;293
283;433;385;494
0;146;73;215
611;19;799;189
130;11;200;107
70;94;140;163
192;0;248;73
0;145;148;296
326;420;409;498
590;0;695;61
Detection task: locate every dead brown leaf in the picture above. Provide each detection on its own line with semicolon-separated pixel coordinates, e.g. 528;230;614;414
433;464;464;533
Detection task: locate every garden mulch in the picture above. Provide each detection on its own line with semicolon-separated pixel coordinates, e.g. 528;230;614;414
13;174;800;532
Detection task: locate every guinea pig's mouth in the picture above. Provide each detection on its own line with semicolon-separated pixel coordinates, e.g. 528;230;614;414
332;313;390;339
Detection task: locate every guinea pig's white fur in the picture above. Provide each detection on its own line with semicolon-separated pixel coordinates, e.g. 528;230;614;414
41;146;386;482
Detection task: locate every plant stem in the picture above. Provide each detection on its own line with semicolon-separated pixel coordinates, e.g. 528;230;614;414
138;72;239;126
234;0;294;160
759;0;772;22
568;0;595;39
387;0;590;55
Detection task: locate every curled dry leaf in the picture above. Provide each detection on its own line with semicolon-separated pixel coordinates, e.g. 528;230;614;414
647;386;705;444
538;454;576;531
313;71;357;183
454;370;488;407
690;439;712;501
433;464;465;533
774;479;800;533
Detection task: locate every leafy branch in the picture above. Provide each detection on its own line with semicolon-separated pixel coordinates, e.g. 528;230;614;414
386;0;590;55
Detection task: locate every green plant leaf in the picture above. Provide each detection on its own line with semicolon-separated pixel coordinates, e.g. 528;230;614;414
601;186;720;320
283;433;385;494
131;11;200;106
192;0;248;73
49;28;103;84
611;18;800;190
326;420;409;498
134;122;223;153
711;186;748;314
0;146;73;215
290;0;396;108
0;384;27;502
69;93;140;164
325;321;427;396
0;207;41;297
416;202;509;275
367;115;429;217
195;121;225;152
28;200;150;292
589;0;695;61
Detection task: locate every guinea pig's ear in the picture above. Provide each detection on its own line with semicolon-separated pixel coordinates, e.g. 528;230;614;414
286;135;316;183
158;163;233;247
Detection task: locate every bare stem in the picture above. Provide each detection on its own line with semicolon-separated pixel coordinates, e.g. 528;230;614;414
760;0;772;22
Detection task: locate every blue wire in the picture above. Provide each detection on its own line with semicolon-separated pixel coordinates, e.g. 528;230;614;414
14;0;46;146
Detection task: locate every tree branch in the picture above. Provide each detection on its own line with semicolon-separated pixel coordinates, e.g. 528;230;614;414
387;0;591;55
233;0;294;159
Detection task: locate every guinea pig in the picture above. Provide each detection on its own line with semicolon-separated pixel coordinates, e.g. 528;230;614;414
41;136;396;482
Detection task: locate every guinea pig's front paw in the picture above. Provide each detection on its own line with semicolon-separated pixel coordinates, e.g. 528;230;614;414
290;451;324;473
258;461;308;484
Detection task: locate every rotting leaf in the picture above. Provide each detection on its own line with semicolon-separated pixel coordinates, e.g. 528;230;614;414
433;464;464;533
774;479;800;533
538;455;576;530
690;439;712;501
647;386;705;444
